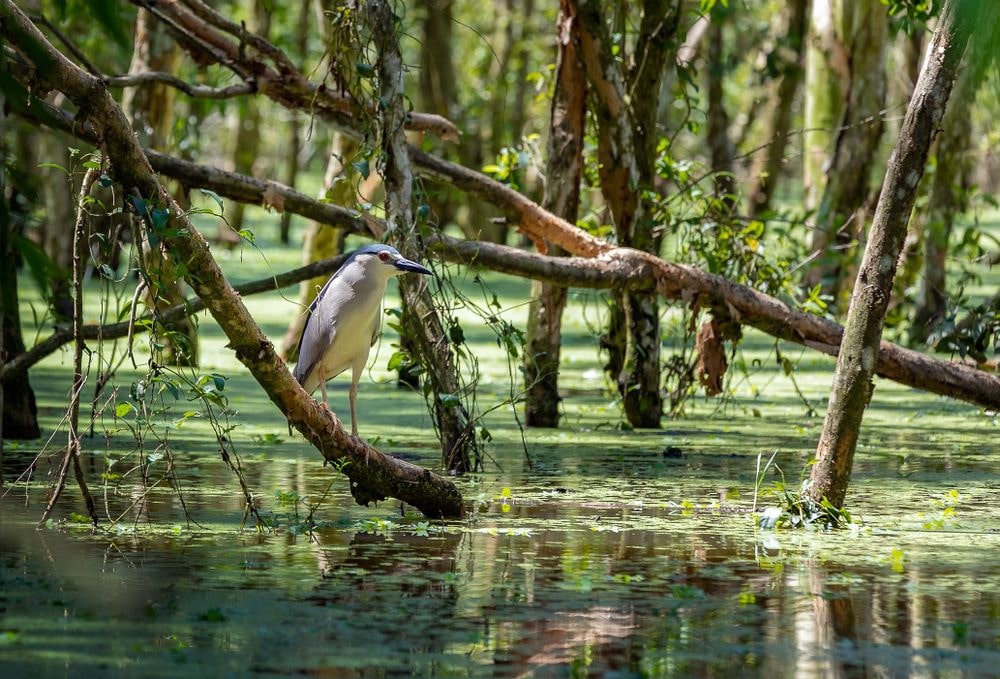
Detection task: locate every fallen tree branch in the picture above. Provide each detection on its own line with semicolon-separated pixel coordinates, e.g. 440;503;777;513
11;91;1000;410
1;1;464;518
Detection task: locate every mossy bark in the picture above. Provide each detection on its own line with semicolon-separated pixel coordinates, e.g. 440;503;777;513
808;0;974;509
369;0;475;473
523;0;585;428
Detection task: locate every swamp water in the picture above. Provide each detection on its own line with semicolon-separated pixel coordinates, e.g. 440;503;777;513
3;365;998;678
3;243;999;677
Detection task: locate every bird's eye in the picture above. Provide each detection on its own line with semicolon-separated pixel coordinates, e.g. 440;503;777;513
378;251;389;262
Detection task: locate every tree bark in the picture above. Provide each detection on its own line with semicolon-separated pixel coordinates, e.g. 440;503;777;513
803;0;847;214
0;0;464;518
706;9;735;205
804;0;888;311
368;0;476;473
522;0;585;428
748;0;809;216
807;0;975;509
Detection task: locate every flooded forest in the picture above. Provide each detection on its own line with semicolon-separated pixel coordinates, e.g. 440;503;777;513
1;0;998;676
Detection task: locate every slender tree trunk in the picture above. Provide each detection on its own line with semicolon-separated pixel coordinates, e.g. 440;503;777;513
748;0;809;216
523;0;586;427
804;0;888;312
911;60;980;342
807;0;974;509
369;0;476;473
223;0;272;240
39;135;75;321
706;10;735;205
279;0;313;245
123;8;198;366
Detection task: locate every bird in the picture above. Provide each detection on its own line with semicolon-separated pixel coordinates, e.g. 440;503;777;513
292;243;433;436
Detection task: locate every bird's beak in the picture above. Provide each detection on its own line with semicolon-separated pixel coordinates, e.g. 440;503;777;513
393;257;434;275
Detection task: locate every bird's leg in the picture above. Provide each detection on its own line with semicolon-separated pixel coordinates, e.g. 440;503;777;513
348;381;358;438
318;367;328;407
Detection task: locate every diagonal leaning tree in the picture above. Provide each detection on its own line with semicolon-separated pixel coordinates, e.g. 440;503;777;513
0;0;464;519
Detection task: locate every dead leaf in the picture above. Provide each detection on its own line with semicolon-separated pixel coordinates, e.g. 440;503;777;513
520;227;548;255
695;318;728;397
261;184;285;213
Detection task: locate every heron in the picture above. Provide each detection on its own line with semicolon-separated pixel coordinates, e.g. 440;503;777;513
292;243;433;436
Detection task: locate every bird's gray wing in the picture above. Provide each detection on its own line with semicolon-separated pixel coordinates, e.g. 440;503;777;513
370;302;382;347
292;278;336;386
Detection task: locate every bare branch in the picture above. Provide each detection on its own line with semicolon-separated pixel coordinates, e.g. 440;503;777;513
104;71;255;99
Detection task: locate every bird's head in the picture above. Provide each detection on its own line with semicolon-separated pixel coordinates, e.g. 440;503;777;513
354;244;434;277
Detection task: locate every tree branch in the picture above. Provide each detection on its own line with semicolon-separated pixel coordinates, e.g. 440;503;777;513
104;71;255;99
1;0;464;518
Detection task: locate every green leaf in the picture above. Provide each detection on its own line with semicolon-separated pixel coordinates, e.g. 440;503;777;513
115;402;134;418
150;207;170;230
440;393;462;408
238;228;256;245
199;189;224;212
386;351;408;371
14;235;63;299
85;0;130;49
352;159;371;179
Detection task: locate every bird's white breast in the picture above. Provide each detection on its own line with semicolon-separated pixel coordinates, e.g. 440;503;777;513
316;270;388;379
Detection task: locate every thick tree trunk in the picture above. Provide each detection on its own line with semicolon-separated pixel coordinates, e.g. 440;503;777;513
803;0;847;214
804;0;888;311
748;0;809;216
575;0;680;428
368;0;476;473
0;149;41;440
523;0;585;428
911;61;980;342
0;1;464;518
807;0;974;509
39;134;75;321
123;7;198;367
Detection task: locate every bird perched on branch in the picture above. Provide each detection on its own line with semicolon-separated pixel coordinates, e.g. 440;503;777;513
292;244;433;435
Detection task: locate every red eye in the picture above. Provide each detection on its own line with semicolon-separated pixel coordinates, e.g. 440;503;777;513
378;251;389;262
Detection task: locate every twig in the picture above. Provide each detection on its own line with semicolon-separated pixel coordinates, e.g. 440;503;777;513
103;72;255;99
39;168;100;527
